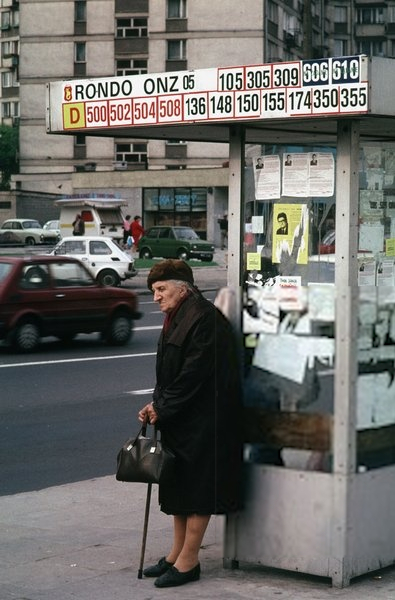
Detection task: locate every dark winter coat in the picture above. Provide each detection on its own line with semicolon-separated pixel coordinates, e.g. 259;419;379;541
152;291;243;515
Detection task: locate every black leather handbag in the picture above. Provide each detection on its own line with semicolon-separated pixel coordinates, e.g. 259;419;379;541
116;424;176;484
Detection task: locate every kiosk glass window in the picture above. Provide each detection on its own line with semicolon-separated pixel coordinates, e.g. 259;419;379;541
357;144;395;470
242;145;336;472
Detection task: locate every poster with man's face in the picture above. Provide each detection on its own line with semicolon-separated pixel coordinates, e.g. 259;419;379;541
272;204;309;265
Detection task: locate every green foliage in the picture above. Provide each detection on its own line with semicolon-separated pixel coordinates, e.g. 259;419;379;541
0;124;19;190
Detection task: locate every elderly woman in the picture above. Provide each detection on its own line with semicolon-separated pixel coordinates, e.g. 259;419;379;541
138;259;243;588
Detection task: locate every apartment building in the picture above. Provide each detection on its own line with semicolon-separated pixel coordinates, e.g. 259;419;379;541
1;0;336;239
0;0;19;127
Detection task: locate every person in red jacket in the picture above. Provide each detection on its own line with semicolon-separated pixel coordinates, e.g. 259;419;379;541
130;215;144;252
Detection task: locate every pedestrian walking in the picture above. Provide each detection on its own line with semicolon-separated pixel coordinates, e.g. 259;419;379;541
130;215;144;252
218;213;228;250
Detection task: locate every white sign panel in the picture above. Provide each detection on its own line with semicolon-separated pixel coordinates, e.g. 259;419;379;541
47;56;369;133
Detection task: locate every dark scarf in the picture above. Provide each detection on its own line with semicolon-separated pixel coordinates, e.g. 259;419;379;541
162;292;190;334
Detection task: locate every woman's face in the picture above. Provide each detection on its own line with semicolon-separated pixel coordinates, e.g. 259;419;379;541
152;280;187;314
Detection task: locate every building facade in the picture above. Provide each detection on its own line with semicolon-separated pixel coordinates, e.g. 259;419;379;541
6;1;394;241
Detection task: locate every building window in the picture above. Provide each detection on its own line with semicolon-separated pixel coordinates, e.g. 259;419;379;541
334;5;347;23
357;8;384;25
167;0;187;19
267;0;278;23
12;9;19;28
116;17;147;38
74;133;86;146
357;40;384;57
115;142;147;164
167;40;186;60
2;40;18;57
75;42;86;62
116;59;147;77
2;102;11;118
1;11;10;30
75;1;86;22
1;71;13;88
143;187;208;236
267;41;278;62
334;39;348;56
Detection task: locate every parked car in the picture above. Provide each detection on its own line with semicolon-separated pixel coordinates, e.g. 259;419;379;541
43;219;61;239
0;218;60;245
138;226;215;261
319;230;335;254
0;231;22;246
50;236;137;286
0;255;142;352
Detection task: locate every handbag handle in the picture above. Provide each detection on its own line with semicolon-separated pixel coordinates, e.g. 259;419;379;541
134;422;158;445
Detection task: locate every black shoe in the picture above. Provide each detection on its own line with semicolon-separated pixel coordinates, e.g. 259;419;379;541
143;557;174;578
154;563;200;588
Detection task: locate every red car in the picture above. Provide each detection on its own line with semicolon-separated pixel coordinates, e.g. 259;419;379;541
319;230;335;255
0;255;141;352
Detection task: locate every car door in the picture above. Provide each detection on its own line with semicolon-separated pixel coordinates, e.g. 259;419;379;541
156;227;174;258
48;261;109;334
87;239;114;277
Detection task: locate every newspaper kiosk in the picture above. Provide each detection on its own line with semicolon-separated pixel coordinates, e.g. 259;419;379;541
47;55;395;587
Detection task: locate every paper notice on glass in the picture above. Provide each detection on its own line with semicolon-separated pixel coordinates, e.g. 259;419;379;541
308;152;335;196
272;203;309;266
307;283;335;322
246;252;261;271
386;238;395;256
359;222;384;254
282;152;334;197
376;257;395;286
243;289;280;334
253;333;308;383
251;215;264;233
282;153;309;197
358;257;376;286
252;333;334;384
254;155;281;200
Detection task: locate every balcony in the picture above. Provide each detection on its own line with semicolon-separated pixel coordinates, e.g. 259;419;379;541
355;23;386;38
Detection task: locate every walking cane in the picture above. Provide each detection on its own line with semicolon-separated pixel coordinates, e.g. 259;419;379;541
137;482;152;579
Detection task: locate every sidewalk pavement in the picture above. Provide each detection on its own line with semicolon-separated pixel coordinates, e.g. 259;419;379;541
2;476;395;600
2;251;395;599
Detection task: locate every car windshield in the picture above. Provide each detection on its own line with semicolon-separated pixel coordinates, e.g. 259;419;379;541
174;228;199;240
322;230;335;245
0;262;12;283
23;221;41;229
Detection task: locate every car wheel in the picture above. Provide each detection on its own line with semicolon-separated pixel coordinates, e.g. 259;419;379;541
201;255;213;262
177;249;189;261
139;248;152;259
97;269;120;287
25;237;36;246
105;313;132;345
12;320;41;352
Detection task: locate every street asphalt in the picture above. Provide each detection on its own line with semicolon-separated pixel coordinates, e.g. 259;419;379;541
2;249;395;598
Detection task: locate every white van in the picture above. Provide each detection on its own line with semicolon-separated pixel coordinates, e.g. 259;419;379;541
55;198;127;242
51;236;137;286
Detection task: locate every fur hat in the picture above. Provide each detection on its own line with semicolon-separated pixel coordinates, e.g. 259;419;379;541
147;259;194;291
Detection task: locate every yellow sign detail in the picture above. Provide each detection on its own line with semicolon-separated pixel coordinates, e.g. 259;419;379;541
63;103;85;129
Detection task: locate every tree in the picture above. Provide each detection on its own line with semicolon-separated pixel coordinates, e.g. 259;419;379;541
0;124;19;190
